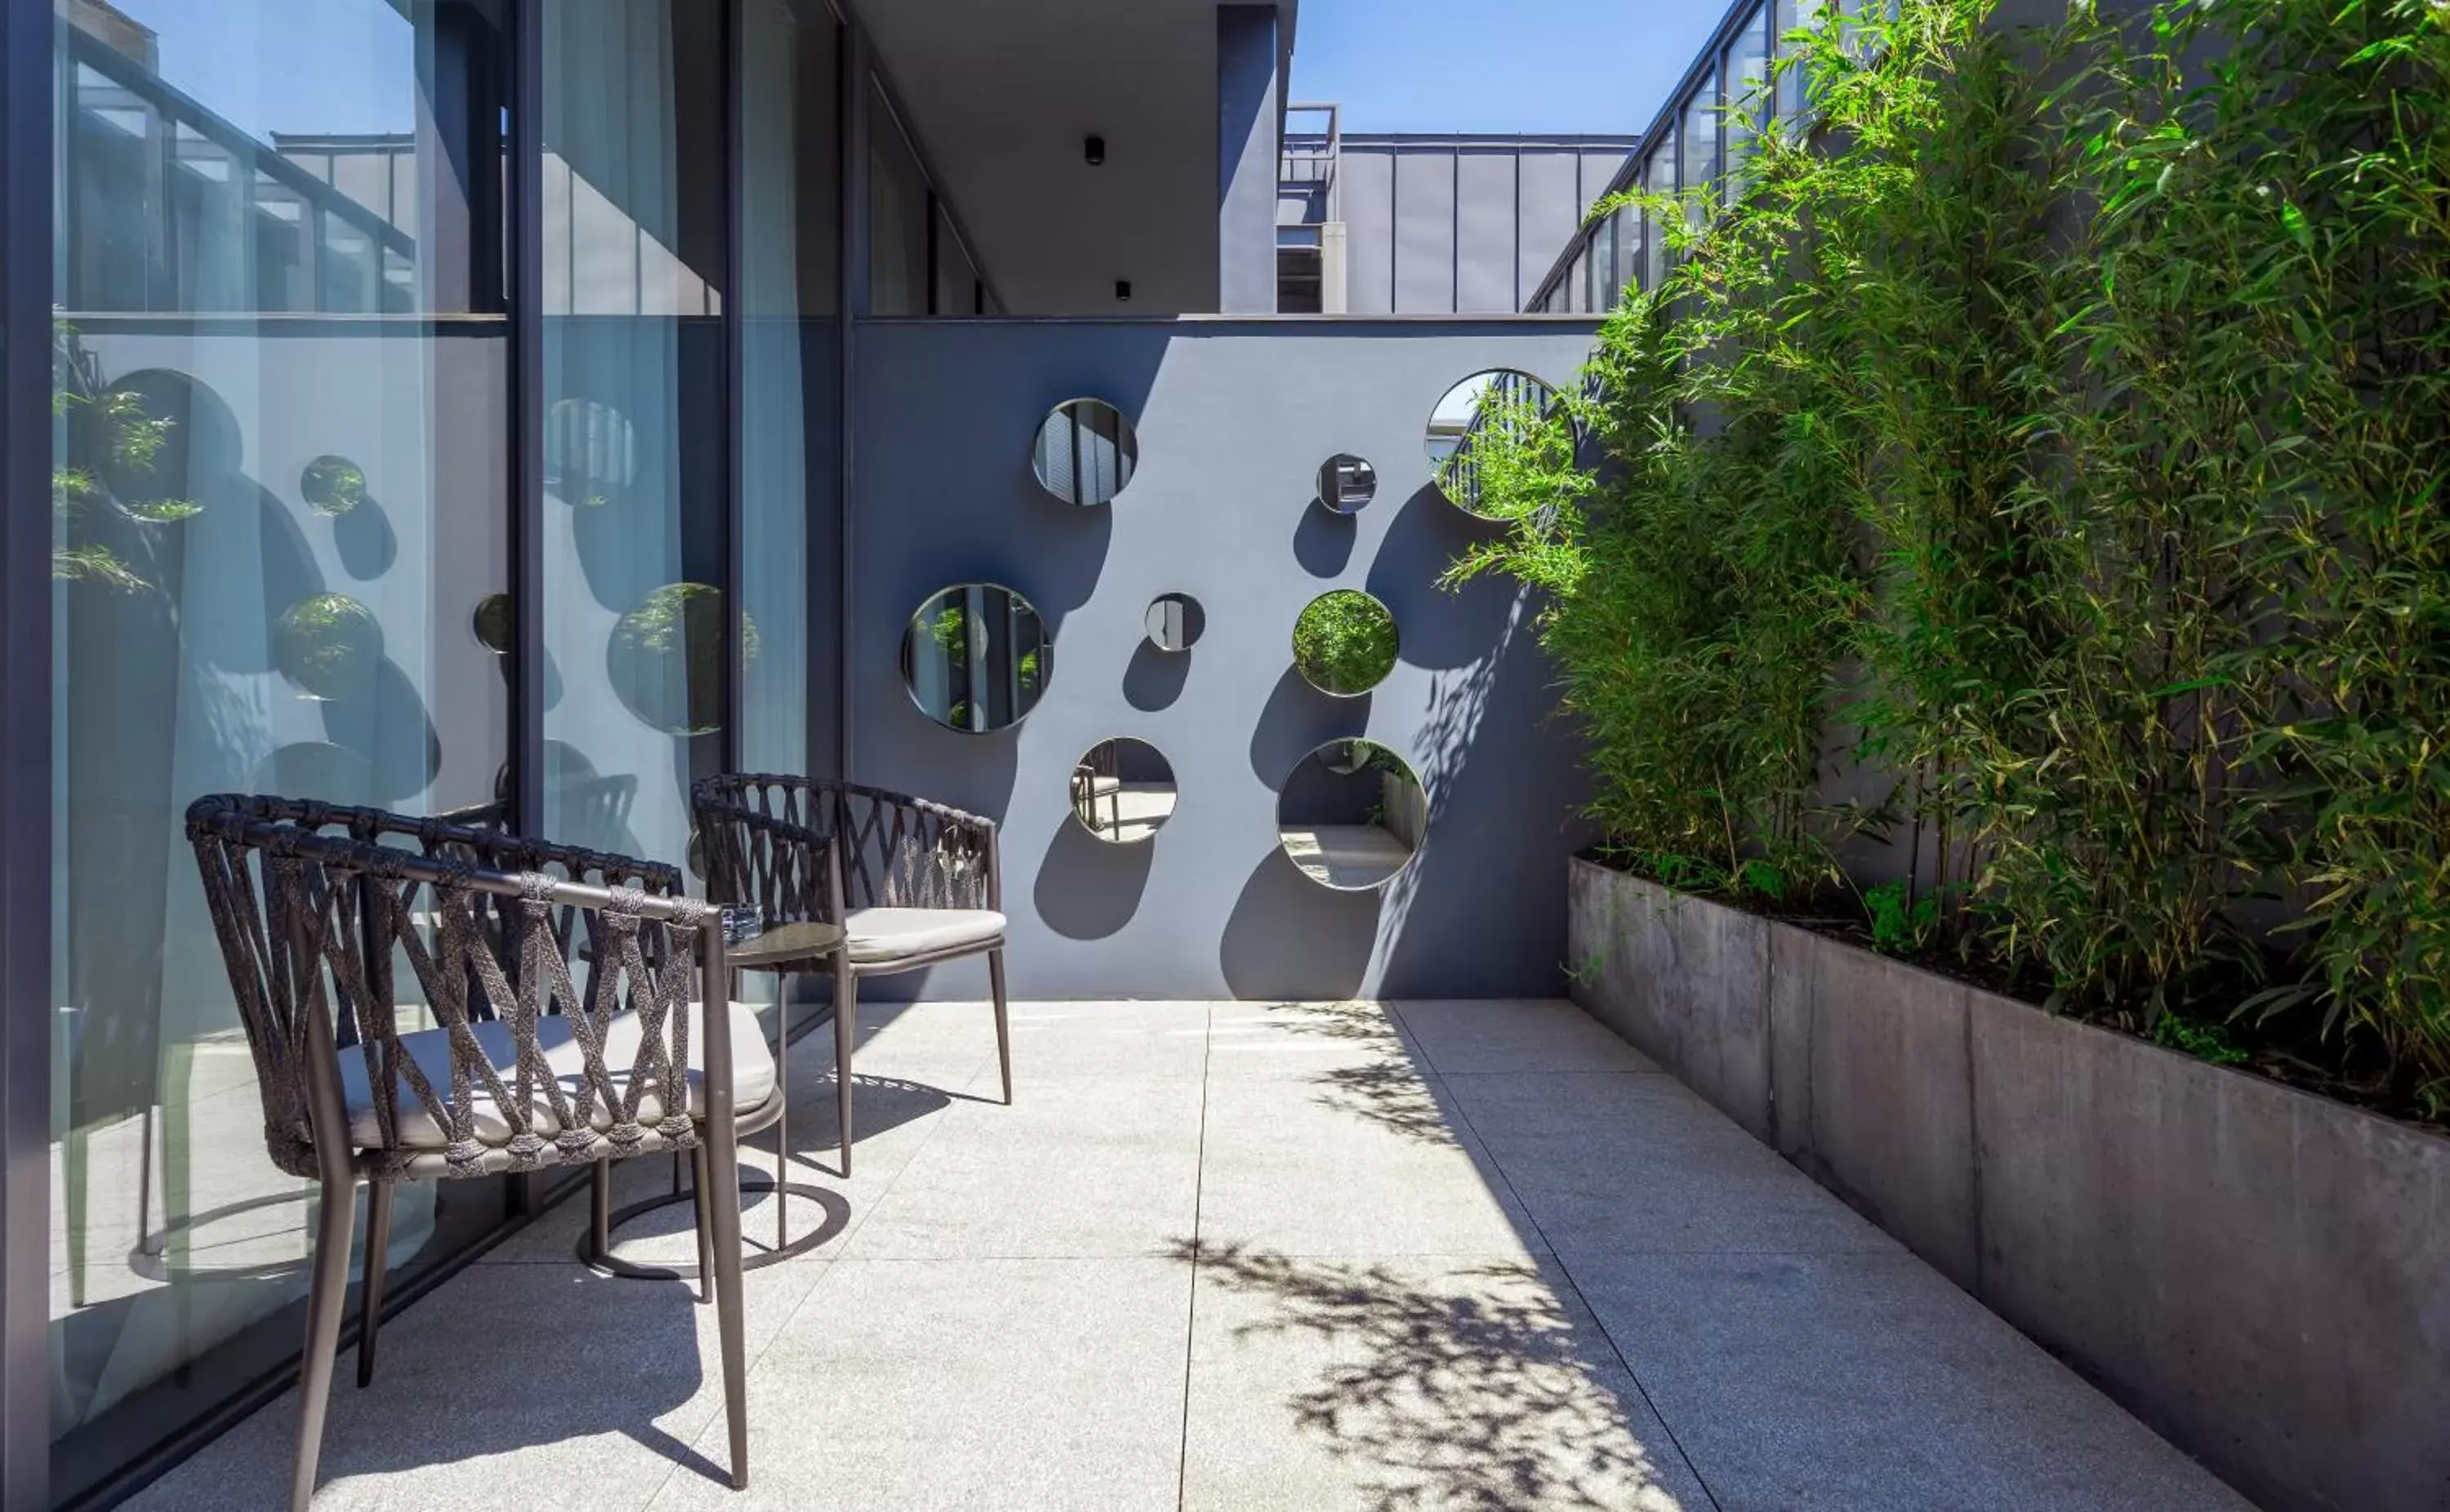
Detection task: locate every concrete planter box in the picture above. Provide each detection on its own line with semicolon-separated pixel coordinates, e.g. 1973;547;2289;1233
1568;856;2450;1512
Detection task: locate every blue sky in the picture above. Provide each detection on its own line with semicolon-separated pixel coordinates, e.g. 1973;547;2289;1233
1289;0;1737;136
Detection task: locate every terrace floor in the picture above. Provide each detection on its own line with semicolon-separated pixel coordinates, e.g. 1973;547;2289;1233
134;998;2254;1512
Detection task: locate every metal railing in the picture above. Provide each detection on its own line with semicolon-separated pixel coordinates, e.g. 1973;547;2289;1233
1281;101;1341;225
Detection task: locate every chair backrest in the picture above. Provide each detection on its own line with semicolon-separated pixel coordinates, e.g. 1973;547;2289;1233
694;774;996;919
695;774;839;924
185;795;711;1182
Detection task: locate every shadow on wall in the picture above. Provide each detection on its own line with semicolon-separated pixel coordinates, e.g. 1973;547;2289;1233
1221;846;1380;999
1375;584;1581;999
1033;812;1156;941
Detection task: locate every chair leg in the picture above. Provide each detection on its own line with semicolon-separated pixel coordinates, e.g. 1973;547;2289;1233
354;1180;394;1389
292;1171;359;1512
988;948;1012;1105
833;959;858;1179
588;1158;612;1265
702;1127;751;1487
692;1145;716;1305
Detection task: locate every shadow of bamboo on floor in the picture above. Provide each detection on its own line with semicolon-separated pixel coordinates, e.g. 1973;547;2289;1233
1171;1238;1694;1512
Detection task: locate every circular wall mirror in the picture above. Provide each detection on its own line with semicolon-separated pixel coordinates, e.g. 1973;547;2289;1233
1425;368;1558;518
902;584;1053;733
1291;589;1398;696
1277;739;1425;890
1070;737;1178;844
1316;453;1378;515
1144;593;1205;651
1031;398;1138;507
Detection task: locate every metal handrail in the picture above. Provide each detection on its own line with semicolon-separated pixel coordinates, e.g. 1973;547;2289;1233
67;24;417;263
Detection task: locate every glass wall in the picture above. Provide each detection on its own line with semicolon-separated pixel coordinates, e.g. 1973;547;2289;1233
539;0;728;870
740;0;843;777
48;1;510;1500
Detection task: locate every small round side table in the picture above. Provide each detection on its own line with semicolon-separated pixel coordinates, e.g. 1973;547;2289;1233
581;919;849;1282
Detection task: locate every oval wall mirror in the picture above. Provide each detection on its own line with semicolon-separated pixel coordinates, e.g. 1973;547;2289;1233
1277;739;1425;890
1070;737;1178;845
901;584;1054;733
1316;453;1379;515
1425;368;1558;518
1291;589;1398;696
1031;397;1139;507
1145;593;1205;651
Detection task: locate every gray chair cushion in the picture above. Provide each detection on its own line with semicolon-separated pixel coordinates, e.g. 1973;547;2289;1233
844;906;1006;964
336;999;777;1150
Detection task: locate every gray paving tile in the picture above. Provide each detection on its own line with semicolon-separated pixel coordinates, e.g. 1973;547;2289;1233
1566;1248;2256;1512
1205;999;1422;1080
646;1257;1190;1512
1184;1247;1708;1511
1392;999;1663;1076
1450;1073;1891;1257
1197;1068;1544;1260
961;998;1212;1087
128;1257;827;1512
842;1077;1205;1259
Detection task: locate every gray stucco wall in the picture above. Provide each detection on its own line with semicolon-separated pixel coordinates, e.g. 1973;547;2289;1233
849;316;1601;1000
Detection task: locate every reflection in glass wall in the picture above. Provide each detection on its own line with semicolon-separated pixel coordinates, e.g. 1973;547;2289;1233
741;0;841;776
48;0;509;1499
541;0;727;868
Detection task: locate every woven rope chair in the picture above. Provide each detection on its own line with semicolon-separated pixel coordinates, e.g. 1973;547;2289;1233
185;795;764;1511
694;775;1008;1176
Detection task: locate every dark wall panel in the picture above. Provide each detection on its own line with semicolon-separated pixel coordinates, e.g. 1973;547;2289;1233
1392;151;1458;314
1453;150;1520;313
1340;149;1396;315
852;318;1601;1000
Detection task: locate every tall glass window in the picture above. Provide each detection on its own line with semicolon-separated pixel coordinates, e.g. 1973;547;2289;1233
540;0;728;870
1642;132;1676;289
49;2;510;1499
1616;205;1644;296
1682;89;1718;230
868;90;929;315
1724;5;1771;205
1589;216;1617;311
1777;0;1821;121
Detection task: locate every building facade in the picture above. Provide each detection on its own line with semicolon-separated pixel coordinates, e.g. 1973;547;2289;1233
1;1;1624;1505
1277;111;1636;314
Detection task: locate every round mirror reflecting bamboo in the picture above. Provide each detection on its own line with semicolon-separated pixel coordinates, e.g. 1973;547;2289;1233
1031;397;1139;507
901;584;1054;733
1071;737;1178;844
1277;739;1425;890
1425;369;1557;518
1316;453;1378;514
1145;593;1205;651
1292;589;1398;696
